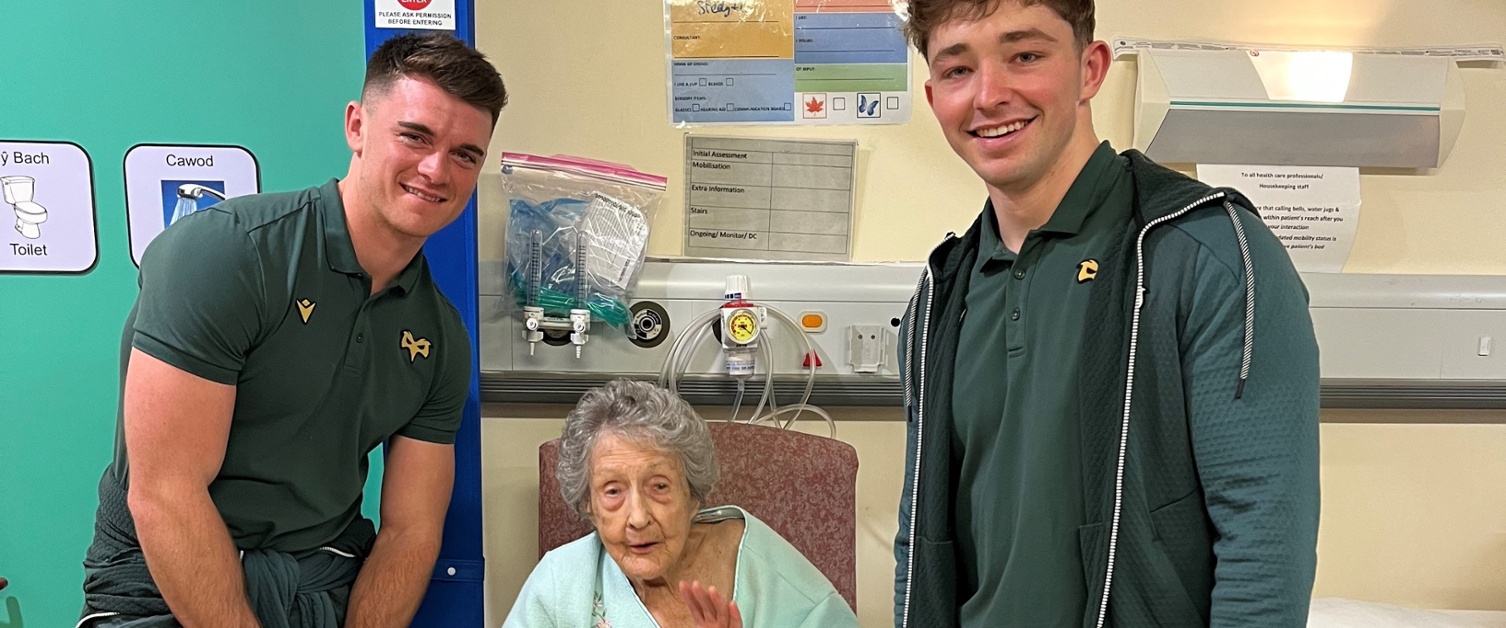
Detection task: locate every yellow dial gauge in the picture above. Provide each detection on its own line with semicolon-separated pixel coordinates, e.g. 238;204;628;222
728;310;758;343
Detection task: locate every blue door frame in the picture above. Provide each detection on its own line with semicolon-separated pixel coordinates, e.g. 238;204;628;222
363;2;486;625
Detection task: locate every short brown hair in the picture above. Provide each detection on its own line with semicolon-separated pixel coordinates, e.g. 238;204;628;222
363;32;508;124
904;0;1095;58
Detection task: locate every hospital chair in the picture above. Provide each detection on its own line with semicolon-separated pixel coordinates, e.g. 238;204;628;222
537;420;860;610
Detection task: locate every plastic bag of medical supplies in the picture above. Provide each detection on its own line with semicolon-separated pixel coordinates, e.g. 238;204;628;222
501;152;667;331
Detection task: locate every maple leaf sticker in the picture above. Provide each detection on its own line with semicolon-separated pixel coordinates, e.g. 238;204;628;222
806;96;824;114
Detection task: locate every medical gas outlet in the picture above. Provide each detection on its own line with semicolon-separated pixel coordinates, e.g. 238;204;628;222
522;306;546;354
720;275;764;378
569;306;591;359
519;232;597;358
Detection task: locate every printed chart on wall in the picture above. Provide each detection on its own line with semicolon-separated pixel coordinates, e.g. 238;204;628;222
665;0;910;125
684;135;855;261
0;140;98;274
124;144;260;266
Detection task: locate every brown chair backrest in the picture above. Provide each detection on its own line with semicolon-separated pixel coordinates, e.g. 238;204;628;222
538;421;859;609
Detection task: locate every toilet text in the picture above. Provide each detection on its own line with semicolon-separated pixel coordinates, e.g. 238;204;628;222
10;243;48;256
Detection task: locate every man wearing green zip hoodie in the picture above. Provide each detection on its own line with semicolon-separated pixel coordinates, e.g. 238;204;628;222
891;1;1321;627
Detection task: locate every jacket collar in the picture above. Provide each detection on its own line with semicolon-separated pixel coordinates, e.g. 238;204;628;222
928;148;1257;283
1122;149;1256;222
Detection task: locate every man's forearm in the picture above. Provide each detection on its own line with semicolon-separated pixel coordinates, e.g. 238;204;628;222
131;487;260;628
347;526;442;627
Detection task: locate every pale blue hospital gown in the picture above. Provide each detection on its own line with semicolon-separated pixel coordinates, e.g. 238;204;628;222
502;506;858;628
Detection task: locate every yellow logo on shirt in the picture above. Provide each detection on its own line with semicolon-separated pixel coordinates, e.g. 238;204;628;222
1076;259;1099;283
296;299;316;324
401;330;432;362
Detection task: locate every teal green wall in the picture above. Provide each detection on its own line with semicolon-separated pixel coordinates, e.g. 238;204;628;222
0;4;377;626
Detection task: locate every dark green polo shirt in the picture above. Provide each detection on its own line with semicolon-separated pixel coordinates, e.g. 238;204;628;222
951;142;1133;626
111;178;470;553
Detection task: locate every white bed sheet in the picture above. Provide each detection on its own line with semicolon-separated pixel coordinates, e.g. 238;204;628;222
1438;610;1506;628
1309;598;1506;628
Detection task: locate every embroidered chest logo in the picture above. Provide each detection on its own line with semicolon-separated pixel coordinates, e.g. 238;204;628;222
401;330;432;362
296;299;316;324
1076;259;1100;283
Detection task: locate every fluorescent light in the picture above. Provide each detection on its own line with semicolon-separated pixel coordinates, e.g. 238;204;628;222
1250;50;1354;103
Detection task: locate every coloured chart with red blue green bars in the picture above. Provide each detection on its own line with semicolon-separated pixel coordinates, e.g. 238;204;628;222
666;0;911;125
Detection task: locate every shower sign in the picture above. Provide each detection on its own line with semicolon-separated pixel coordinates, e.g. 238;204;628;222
0;140;98;274
125;144;260;266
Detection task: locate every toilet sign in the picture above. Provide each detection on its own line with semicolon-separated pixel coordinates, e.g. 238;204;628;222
0;140;98;274
124;144;260;266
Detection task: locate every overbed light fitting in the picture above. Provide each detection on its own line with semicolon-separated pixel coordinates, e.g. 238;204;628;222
1250;50;1355;103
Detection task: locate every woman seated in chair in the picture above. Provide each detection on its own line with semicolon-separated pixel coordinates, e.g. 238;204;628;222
503;379;857;628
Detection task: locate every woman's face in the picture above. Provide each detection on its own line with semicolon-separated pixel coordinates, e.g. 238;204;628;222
588;431;699;584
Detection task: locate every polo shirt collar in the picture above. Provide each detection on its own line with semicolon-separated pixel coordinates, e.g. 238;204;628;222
318;178;425;296
1036;140;1122;237
974;141;1124;274
976;201;1017;272
388;252;426;296
318;179;364;276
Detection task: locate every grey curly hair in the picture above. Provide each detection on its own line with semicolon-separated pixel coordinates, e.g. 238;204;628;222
557;379;719;520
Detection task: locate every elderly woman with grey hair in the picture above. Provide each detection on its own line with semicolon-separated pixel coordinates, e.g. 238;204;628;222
503;379;857;628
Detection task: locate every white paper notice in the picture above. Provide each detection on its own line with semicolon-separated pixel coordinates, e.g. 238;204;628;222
1196;164;1360;273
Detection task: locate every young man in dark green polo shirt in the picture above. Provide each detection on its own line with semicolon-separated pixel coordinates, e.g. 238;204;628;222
80;33;506;627
892;2;1321;627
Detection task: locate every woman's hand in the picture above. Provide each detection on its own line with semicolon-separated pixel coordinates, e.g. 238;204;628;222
679;580;743;628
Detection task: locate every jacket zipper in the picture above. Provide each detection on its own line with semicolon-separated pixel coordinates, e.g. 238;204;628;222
1094;192;1225;628
902;272;924;408
901;241;943;628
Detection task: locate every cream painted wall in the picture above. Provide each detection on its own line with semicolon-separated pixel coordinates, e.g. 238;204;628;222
1090;0;1506;275
474;0;1506;626
477;0;1506;272
1316;413;1506;610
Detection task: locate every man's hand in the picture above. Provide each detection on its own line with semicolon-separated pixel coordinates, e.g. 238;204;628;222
679;581;743;628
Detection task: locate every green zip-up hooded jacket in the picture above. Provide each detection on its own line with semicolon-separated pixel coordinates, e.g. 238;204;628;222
893;150;1321;628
